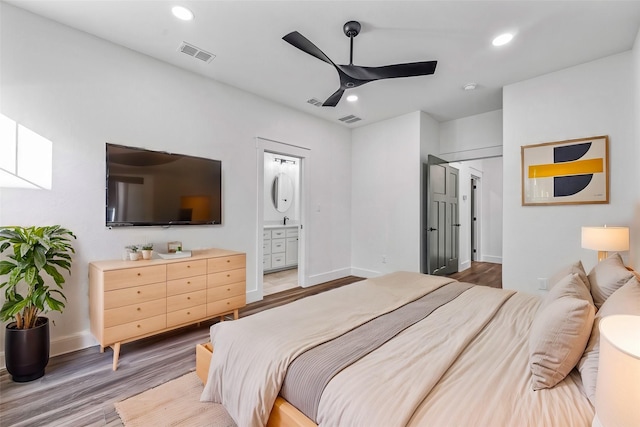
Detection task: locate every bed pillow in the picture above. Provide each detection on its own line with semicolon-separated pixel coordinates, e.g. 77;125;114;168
549;260;590;290
588;253;633;309
578;275;640;404
529;273;595;390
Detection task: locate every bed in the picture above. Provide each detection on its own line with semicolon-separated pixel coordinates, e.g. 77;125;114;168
200;255;640;427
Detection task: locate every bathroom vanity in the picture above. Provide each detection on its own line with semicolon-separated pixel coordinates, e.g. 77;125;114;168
263;224;298;272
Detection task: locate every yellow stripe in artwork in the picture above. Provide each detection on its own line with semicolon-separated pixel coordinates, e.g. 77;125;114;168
528;158;603;178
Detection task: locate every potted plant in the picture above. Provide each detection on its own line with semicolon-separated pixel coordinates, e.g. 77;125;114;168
126;245;140;261
0;225;76;382
141;243;153;260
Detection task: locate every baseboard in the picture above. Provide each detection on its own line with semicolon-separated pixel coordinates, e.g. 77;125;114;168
0;330;96;370
350;267;382;279
481;255;503;264
459;260;471;271
304;267;353;287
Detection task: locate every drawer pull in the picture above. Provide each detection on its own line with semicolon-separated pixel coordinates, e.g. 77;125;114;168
137;273;141;276
187;281;191;284
227;288;230;291
137;324;141;328
187;311;190;315
226;302;230;305
187;265;191;268
187;296;191;300
226;260;230;263
137;307;141;311
137;291;141;294
227;274;231;277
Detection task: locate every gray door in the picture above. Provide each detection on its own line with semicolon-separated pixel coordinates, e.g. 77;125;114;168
425;156;459;275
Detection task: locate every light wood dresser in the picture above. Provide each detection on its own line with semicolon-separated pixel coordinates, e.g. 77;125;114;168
89;248;245;370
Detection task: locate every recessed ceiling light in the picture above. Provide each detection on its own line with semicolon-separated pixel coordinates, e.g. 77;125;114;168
346;94;358;102
492;33;513;47
172;6;194;21
463;83;477;91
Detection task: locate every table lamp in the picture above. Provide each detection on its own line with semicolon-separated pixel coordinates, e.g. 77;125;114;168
581;226;629;262
593;315;640;427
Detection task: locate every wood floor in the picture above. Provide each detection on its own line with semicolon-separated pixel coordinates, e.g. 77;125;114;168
448;261;502;289
0;264;502;427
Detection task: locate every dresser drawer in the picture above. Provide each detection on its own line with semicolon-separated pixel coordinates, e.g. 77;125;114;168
207;295;245;317
104;299;166;328
208;254;246;272
272;254;285;268
272;229;286;239
166;275;207;296
167;259;207;280
104;283;166;310
103;265;166;291
263;240;271;255
104;314;166;344
208;268;246;287
167;289;207;312
271;239;285;253
286;228;299;238
207;281;244;302
167;304;207;328
263;230;272;240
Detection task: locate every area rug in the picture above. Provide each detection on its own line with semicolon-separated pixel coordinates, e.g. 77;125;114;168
114;371;236;426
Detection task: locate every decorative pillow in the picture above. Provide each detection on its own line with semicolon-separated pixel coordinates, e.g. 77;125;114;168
529;273;595;390
578;275;640;404
588;253;633;308
549;261;590;290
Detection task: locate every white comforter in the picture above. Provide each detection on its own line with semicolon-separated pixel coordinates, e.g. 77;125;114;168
201;272;594;427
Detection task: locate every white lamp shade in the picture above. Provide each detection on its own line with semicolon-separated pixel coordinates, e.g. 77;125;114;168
594;315;640;427
581;226;630;251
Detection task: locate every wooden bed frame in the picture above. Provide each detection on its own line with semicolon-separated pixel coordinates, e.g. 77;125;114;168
196;342;316;427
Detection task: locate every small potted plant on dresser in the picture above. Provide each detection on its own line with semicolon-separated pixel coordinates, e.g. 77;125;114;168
141;243;153;260
0;225;76;382
126;245;140;261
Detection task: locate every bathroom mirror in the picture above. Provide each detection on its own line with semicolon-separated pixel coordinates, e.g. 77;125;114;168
272;172;293;212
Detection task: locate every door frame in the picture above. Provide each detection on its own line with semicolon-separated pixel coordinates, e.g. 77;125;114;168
255;137;310;299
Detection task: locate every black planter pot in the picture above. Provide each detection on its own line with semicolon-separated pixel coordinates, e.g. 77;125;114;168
5;317;50;382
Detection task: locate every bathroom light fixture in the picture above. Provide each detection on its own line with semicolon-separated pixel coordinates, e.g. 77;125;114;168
492;33;513;46
275;158;296;165
346;94;358;102
463;83;477;91
172;6;194;21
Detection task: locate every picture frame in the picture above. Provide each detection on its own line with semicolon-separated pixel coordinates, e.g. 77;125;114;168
521;135;609;206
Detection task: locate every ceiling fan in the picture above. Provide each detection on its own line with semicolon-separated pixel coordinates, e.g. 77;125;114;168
283;21;438;107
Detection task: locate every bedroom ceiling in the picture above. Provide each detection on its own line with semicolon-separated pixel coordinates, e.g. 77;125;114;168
5;1;640;127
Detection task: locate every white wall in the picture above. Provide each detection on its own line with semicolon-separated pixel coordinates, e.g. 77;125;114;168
503;52;637;296
0;4;352;358
633;29;640;269
439;110;503;161
351;112;422;277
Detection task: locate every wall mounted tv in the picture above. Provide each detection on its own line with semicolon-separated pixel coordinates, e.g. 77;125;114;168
106;143;222;227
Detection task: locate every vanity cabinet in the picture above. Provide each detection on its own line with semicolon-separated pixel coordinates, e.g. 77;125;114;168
264;226;298;272
89;248;245;370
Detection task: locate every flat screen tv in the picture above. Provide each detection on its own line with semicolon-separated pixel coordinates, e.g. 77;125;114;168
106;143;222;227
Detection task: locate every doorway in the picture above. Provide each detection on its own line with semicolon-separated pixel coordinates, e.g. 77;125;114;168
255;137;310;301
263;152;301;295
424;155;460;275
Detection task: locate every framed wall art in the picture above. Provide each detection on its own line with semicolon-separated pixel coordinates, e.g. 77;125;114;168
521;135;609;206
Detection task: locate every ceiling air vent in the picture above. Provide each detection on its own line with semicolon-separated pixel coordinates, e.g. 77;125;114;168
306;98;323;107
178;42;215;63
338;115;362;124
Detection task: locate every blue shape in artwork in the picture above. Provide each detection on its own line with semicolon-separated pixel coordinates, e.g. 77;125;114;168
554;142;592;163
554;174;593;197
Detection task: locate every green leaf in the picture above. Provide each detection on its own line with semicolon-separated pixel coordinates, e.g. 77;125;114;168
43;264;65;285
0;260;16;275
34;246;47;270
24;266;38;285
45;295;65;312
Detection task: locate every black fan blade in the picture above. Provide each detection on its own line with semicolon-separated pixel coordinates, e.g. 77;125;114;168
283;31;334;66
342;60;438;81
322;88;345;107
